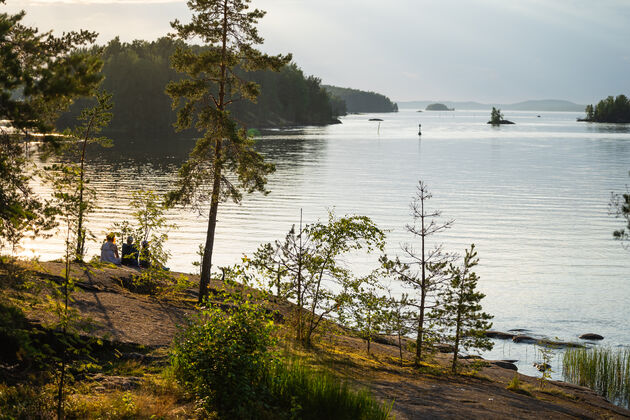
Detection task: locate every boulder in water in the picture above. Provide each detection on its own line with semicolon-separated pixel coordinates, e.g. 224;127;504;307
579;333;604;340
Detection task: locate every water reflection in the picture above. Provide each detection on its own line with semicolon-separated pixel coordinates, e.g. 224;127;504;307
19;111;630;378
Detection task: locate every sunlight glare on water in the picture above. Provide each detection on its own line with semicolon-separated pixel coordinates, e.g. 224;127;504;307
21;109;630;378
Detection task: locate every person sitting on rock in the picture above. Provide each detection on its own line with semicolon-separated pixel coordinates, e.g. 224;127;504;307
121;236;139;267
100;233;120;265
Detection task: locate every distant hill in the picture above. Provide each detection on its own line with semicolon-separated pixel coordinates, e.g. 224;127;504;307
398;99;585;112
323;85;398;113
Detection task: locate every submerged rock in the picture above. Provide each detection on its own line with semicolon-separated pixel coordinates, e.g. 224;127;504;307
533;362;551;372
484;331;515;339
493;361;518;371
538;339;585;349
579;333;604;340
512;335;537;344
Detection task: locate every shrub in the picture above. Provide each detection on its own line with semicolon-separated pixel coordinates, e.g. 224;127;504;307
171;298;278;418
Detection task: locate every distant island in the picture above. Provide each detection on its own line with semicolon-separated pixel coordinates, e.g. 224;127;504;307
399;99;585;112
487;107;514;125
426;103;454;111
579;95;630;123
323;85;398;114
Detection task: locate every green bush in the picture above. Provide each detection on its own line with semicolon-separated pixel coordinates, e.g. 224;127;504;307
171;299;278;418
171;296;393;419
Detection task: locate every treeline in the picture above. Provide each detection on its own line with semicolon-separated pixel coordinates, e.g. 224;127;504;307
57;37;343;138
583;95;630;123
323;85;398;113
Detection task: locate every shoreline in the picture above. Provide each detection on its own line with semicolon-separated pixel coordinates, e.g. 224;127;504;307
2;259;629;418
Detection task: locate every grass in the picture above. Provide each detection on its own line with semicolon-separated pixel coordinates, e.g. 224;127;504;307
268;360;393;420
563;347;630;408
506;373;533;397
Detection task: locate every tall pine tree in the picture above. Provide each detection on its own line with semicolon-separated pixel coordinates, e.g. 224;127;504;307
166;0;291;302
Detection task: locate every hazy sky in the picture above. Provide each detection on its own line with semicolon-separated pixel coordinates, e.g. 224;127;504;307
6;0;630;104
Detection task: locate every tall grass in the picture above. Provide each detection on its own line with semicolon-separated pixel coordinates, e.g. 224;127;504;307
268;361;393;420
563;347;630;408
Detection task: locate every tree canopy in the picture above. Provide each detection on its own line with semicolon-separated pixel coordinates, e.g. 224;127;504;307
583;95;630;123
166;0;291;302
57;37;343;139
323;85;398;113
0;1;102;252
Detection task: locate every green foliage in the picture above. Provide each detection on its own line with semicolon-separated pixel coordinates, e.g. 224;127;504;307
563;347;630;408
489;107;504;124
267;361;392;420
171;296;278;418
0;301;46;369
381;180;453;364
537;345;554;389
63;91;113;260
0;4;102;253
47;92;113;261
323;85;397;113
58;40;343;137
338;274;389;354
429;244;493;373
506;373;533;396
0;383;55;419
250;212;385;346
110;190;185;295
383;293;414;366
166;0;291;303
584;94;630;123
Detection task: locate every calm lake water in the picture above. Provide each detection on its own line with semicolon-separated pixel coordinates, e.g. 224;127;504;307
22;109;630;378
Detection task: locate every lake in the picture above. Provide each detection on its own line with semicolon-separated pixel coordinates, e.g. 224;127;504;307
21;109;630;378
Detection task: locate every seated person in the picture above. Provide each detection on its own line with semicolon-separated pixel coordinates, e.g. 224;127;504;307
100;233;120;265
121;236;139;267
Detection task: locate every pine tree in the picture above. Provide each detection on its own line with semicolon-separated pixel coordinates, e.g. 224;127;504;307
0;1;102;252
430;244;493;373
381;180;453;365
166;0;291;302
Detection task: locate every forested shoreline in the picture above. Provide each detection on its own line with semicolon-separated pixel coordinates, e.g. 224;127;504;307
582;94;630;123
323;85;398;113
56;38;398;141
56;37;341;139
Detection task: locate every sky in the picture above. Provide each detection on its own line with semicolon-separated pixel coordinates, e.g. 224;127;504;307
5;0;630;104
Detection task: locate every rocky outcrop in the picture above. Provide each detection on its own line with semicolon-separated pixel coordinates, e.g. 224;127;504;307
579;333;604;340
493;361;518;371
487;119;515;125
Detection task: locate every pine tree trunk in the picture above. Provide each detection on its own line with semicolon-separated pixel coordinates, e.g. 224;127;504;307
198;171;220;303
415;196;427;365
198;0;229;303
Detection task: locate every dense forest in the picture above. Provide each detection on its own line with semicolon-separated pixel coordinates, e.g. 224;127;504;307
57;37;343;139
583;94;630;123
323;85;398;113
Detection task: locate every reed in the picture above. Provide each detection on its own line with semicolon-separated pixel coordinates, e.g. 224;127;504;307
563;347;630;408
268;360;393;420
